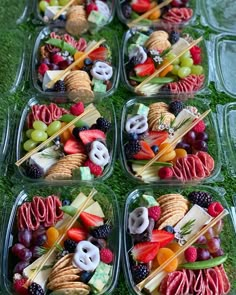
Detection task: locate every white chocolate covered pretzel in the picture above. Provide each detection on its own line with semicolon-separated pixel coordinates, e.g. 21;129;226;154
128;207;149;234
89;140;110;166
91;61;113;81
125;114;148;134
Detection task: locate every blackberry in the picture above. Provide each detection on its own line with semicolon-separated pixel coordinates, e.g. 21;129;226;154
130;55;144;66
90;123;98;130
56;249;69;261
54;80;66;92
169;100;184;116
188;191;213;208
125;140;141;159
132;264;150;283
64;239;78;253
28;282;45;295
91;224;112;239
72;126;89;139
25;164;43;179
163;225;175;234
80;271;93;283
169;31;180;45
96;117;111;133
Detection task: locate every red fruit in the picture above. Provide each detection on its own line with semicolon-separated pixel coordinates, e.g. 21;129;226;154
158;167;173;179
192;119;206;133
51;54;64;65
145;131;169;147
13;278;28;295
84;159;103;176
80;212;104;228
131;0;151;13
86;2;98;14
70;102;85;116
134;57;155;77
64;137;86;154
79;129;106;145
190;46;202;65
38;63;49;76
148;206;161;221
208;202;224;217
100;248;113;264
67;227;88;242
151;230;174;247
132;242;160;263
184;246;197;262
88;47;108;61
133;141;155;160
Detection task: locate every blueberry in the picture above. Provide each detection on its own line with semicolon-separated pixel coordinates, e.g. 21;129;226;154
128;133;139;141
163;226;175;234
62;199;71;206
80;271;93;283
84;58;93;66
121;2;132;19
58;14;66;21
151;145;159;154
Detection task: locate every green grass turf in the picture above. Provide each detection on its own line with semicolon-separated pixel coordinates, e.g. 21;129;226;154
0;4;236;294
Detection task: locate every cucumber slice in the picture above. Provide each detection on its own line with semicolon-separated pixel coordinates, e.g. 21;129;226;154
130;76;175;84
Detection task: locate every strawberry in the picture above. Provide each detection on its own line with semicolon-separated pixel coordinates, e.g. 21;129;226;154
190;46;202;65
131;0;151;13
86;2;98;14
79;129;106;145
67;227;88;242
64;137;86;154
80;212;104;228
84;159;103;176
132;242;160;263
38;63;49;76
70;102;84;116
134;57;155;77
145;131;169;147
133;141;155;160
151;230;174;247
51;54;65;65
88;47;108;61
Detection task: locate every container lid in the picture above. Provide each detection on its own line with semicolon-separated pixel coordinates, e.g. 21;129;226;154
0;105;10;174
0;0;30;26
199;0;236;33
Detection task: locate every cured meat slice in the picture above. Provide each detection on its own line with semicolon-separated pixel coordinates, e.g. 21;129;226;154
168;75;205;94
51;195;64;221
185;269;195;294
17;202;30;230
44;196;55;227
28;203;40;231
163;8;193;24
159;275;169;295
196;151;215;176
204;268;218;295
76;38;87;51
215;265;231;295
194;270;205;295
32;197;46;222
166;271;184;295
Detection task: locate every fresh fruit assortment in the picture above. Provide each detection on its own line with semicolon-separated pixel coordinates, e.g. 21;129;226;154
36;30;114;100
126;190;232;294
11;189;116;295
20;101;113;180
122;99;215;182
124;28;205;95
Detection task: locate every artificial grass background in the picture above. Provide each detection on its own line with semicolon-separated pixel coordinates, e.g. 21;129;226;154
0;3;236;294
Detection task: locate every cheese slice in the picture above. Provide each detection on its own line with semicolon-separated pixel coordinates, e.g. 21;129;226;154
144;271;167;294
45;6;66;19
42;70;69;91
170;38;190;56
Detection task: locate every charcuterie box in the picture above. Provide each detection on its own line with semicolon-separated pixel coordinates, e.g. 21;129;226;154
0;183;121;295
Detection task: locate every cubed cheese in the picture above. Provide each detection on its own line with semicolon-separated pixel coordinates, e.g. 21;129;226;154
141;194;159;207
88;262;112;292
132;32;149;46
133;103;149;117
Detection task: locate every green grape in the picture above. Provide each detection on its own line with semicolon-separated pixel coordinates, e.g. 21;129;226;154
171;65;180;76
23;139;38;152
191;65;203;75
178;67;191;78
31;130;48;142
166;53;179;65
50;0;59;5
59;0;70;5
47;121;62;136
180;51;191;61
180;57;193;67
33;120;47;131
26;129;34;139
39;0;49;12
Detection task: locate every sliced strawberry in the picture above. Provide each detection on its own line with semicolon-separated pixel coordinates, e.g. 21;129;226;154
145;131;169;147
131;0;151;13
64;137;86;154
151;230;174;247
88;47;108;61
134;57;155;77
133;140;155;160
86;2;98;14
80;212;104;228
67;227;88;242
79;129;106;145
132;242;160;263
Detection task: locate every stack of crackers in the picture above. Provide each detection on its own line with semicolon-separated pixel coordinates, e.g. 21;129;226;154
47;254;90;294
145;31;171;52
64;71;95;103
148;102;175;130
66;5;89;36
45;153;87;180
156;194;189;229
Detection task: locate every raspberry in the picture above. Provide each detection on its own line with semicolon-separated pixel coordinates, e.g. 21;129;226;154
208;202;224;217
84;159;103;176
184;246;197;262
13;278;28;295
158;167;173;179
192;119;206;133
100;248;113;264
190;46;202;65
70;102;85;116
148;206;161;221
51;54;64;65
38;63;49;76
86;2;98;14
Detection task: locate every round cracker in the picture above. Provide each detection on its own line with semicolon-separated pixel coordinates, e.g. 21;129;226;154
157;194;186;204
157;209;186;226
158;213;185;230
53;281;90;291
45;173;72;180
49;265;80;281
50;287;90;295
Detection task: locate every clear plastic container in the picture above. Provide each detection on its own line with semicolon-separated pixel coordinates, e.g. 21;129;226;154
14;95;117;183
120;95;222;184
31;27;120;101
0;105;10;175
0;182;121;295
122;184;236;295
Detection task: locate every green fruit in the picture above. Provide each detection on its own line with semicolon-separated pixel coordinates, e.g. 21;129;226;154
60;114;89;128
47;121;62;136
50;0;59;5
33;120;47;131
59;0;70;5
166;53;179;65
31;130;48;142
180;51;191;60
171;65;180;76
180;254;228;270
180;57;193;68
26;129;34;139
191;65;203;75
39;0;49;12
178;67;191;78
23;139;38;152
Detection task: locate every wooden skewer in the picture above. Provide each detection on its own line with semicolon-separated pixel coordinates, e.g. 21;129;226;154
135;37;203;93
128;0;172;27
136;209;228;291
25;188;97;286
136;109;211;177
47;39;106;89
15;104;94;167
53;0;74;20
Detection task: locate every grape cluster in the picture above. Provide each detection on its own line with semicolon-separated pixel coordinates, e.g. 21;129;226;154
176;130;208;154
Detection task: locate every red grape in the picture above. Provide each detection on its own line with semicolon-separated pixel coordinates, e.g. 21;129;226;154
213;220;224;236
204;227;214;240
193;140;208;152
184;131;196;144
176;141;192;154
18;248;32;261
197;248;211;261
30;245;42;259
11;243;25;256
212;248;224;258
32;233;47;246
13;261;30;274
18;229;32;248
207;237;221;253
196;235;207;244
196;132;208;142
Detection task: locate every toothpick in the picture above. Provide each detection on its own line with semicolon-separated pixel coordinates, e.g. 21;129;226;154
53;0;74;20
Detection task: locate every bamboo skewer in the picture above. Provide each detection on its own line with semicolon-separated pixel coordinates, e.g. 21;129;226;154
15;104;95;167
136;109;211;177
136;209;229;291
128;0;172;27
135;37;203;93
53;0;74;20
47;39;106;89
